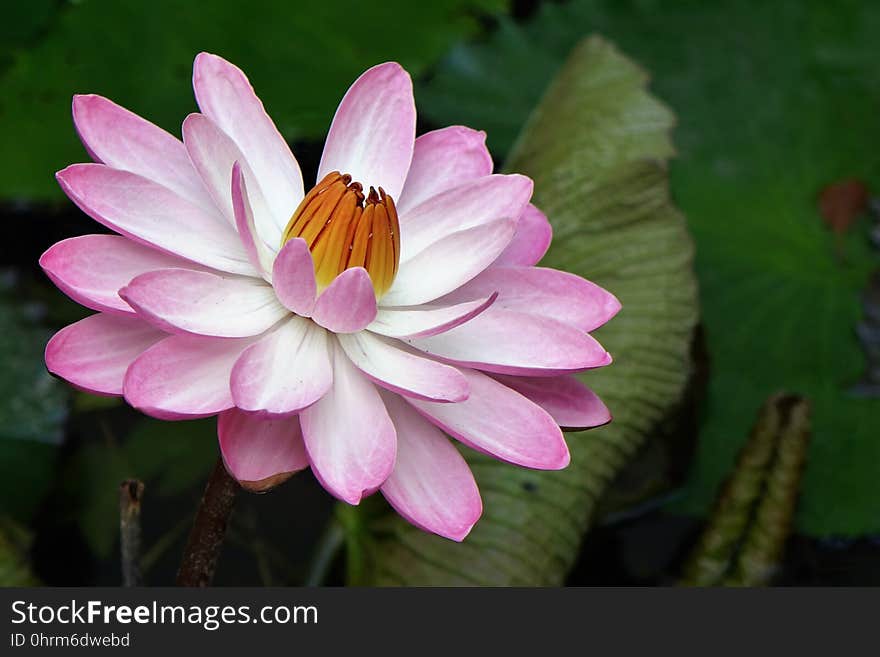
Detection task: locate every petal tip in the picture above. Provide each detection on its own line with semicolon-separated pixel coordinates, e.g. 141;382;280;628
180;112;203;130
37;245;56;274
514;173;535;196
234;471;297;494
337;490;366;506
447;390;470;404
71;93;90;112
54;165;74;183
446;523;476;543
193;51;226;71
551;442;572;470
372;61;408;77
70;93;103;121
312;267;378;333
606;294;623;320
448;499;483;542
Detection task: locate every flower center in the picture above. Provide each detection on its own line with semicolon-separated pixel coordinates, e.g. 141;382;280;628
281;171;400;298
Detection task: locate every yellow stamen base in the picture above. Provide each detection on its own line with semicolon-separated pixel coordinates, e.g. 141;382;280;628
281;172;400;298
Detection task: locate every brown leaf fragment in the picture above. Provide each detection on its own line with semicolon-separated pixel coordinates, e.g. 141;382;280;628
818;179;869;234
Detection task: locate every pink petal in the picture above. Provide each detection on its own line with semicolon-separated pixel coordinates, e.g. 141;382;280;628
399;174;533;262
124;334;253;420
405;308;611;376
72;94;213;210
311;268;377;333
218;409;309;492
231;162;275;278
45;314;165;396
337;332;468;402
230;316;332;416
183;114;280;249
382;219;517;307
271;238;317;316
56;164;257;276
493;203;553;267
491;373;611;429
317;62;415;199
40;235;204;315
181;113;239;222
408;368;570;470
442;266;621;333
369;294;496;339
300;343;397;504
396;126;493;215
193;53;303;240
120;269;287;338
379;392;481;541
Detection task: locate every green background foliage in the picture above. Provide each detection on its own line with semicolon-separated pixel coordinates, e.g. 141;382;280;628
0;279;67;525
0;0;505;200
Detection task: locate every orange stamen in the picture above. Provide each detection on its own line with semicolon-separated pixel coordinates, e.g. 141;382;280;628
281;171;400;297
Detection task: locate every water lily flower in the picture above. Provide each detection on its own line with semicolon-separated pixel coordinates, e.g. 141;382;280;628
42;54;619;541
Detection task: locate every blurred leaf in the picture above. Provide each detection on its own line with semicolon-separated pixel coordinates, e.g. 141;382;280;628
0;0;505;201
681;394;811;586
357;36;698;585
72;391;122;413
124;417;217;497
0;441;58;523
0;275;68;444
420;0;880;536
0;516;40;586
63;417;216;558
63;441;131;558
0;0;58;74
0;273;67;518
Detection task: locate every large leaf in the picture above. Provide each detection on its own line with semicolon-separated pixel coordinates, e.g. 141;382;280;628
419;0;880;536
356;36;698;585
0;0;505;201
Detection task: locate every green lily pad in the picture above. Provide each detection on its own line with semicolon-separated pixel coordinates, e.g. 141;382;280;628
0;0;505;201
356;36;698;585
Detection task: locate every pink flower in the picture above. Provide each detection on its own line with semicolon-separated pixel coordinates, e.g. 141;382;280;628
42;54;619;541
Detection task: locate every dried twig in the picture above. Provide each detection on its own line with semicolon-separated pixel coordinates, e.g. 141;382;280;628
119;479;144;587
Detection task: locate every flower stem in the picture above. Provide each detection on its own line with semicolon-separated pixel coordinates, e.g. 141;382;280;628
176;457;239;586
119;479;144;587
305;518;345;586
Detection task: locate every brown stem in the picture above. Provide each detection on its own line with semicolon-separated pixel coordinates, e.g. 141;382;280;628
119;479;144;587
176;458;239;586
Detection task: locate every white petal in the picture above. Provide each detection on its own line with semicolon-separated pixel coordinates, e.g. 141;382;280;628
300;342;397;504
230;316;332;416
193;53;304;240
338;331;468;402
